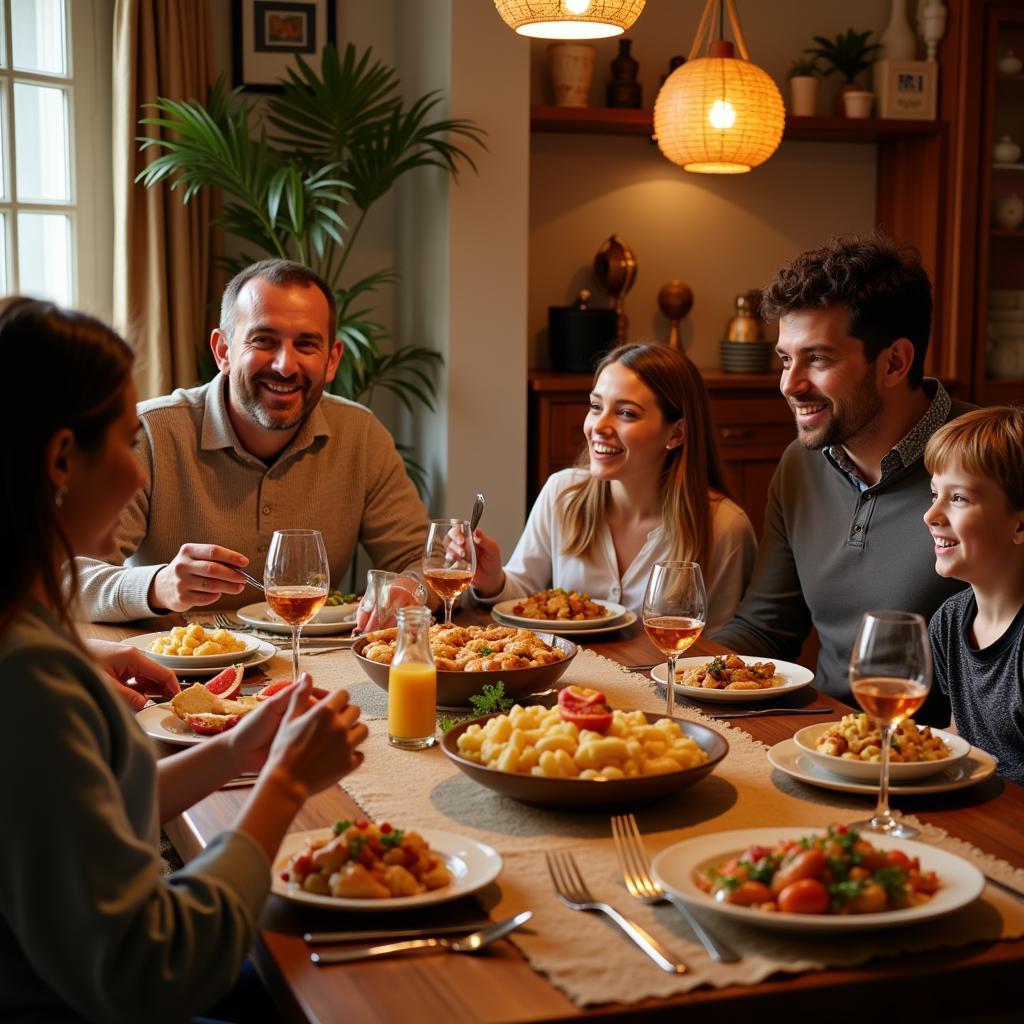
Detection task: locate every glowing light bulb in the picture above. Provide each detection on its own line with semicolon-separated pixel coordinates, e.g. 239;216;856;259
565;0;591;13
708;99;736;129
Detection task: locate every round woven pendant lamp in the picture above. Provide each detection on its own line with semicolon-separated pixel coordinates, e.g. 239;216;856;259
654;0;784;174
493;1;646;39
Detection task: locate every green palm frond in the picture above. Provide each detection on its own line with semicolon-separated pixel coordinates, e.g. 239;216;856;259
805;28;881;82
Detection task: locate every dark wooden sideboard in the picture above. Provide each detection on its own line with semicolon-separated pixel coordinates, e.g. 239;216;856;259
527;369;794;535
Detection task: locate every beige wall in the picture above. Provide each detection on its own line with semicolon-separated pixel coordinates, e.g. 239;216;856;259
528;0;898;369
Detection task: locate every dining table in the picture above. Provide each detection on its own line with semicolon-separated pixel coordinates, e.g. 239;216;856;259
86;610;1024;1024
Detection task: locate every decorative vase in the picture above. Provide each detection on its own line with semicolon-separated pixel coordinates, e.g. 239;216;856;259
607;39;642;108
919;1;948;62
789;76;820;117
548;44;596;108
994;135;1022;164
843;90;874;118
835;81;861;115
993;194;1024;230
998;49;1024;74
880;0;917;61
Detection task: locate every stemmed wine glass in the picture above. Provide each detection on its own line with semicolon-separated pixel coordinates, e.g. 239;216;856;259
848;610;932;840
423;518;476;626
264;529;330;681
642;561;708;717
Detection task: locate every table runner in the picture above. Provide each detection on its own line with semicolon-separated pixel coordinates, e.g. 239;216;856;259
302;647;1024;1006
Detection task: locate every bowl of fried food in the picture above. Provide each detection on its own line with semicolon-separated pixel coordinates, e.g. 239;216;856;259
441;689;728;808
793;715;971;782
353;623;577;708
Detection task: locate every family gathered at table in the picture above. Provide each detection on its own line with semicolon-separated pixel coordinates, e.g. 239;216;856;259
2;233;1023;1022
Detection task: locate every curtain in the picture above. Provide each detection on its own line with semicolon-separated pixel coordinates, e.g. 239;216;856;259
112;0;218;399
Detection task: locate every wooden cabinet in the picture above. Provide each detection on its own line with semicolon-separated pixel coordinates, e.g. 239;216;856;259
527;369;793;534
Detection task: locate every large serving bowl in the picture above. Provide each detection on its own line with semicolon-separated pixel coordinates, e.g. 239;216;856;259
441;711;728;809
352;632;578;709
792;722;971;782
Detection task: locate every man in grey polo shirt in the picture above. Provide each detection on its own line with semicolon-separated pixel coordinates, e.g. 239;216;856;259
77;259;429;623
712;235;971;721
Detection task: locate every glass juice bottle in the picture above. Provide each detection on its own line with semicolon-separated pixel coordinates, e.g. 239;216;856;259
387;607;437;749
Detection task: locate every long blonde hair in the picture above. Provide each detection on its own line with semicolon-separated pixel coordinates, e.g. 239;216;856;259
560;344;734;572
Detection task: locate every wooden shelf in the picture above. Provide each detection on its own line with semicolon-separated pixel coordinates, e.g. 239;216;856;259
530;106;942;143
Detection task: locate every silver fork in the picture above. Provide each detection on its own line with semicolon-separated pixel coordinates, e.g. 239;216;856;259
212;613;248;631
611;815;739;963
545;850;686;974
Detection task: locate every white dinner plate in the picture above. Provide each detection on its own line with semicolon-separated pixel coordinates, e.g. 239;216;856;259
792;722;971;782
271;828;502;911
492;608;637;637
121;630;262;669
651;655;815;703
490;598;627;631
122;636;277;678
767;737;998;795
652;827;985;932
237;601;355;636
134;674;280;744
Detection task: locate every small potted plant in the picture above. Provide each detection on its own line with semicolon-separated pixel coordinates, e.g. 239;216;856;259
805;28;881;115
787;56;822;117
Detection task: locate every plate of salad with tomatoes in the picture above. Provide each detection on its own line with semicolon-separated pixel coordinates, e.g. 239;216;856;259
651;825;984;932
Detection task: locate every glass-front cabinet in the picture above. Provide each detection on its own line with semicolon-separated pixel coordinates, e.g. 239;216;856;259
978;6;1024;401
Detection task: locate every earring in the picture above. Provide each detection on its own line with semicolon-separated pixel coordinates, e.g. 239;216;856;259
54;484;67;508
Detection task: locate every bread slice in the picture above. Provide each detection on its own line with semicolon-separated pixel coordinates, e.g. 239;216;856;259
170;685;257;722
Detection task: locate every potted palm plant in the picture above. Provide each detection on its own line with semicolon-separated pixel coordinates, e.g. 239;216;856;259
805;28;881;115
136;44;485;493
787;56;822;117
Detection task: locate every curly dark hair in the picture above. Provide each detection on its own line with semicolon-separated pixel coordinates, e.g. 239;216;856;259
761;233;932;388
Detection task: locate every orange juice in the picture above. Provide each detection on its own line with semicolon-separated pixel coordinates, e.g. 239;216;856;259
388;661;437;748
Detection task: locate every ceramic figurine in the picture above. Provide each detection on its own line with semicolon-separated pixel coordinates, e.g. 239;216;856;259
998;49;1024;74
918;1;947;62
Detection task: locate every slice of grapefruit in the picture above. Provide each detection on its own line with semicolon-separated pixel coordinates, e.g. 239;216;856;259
205;663;244;700
185;712;242;735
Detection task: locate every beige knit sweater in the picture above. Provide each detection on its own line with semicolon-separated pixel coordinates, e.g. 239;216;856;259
76;377;428;622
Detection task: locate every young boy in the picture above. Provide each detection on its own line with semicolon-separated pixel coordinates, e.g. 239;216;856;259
923;406;1024;784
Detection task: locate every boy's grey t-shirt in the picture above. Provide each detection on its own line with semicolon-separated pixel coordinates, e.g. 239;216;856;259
929;588;1024;785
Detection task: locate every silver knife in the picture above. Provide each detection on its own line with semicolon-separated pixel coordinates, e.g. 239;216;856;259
305;920;495;944
710;707;832;718
310;912;531;965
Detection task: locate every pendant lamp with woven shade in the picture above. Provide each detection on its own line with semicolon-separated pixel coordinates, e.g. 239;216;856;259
493;1;645;40
654;0;784;174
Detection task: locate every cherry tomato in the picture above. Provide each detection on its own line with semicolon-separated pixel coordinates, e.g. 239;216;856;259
380;822;393;834
777;878;830;914
910;870;940;895
771;847;827;895
291;854;313;879
557;705;613;733
725;880;773;907
557;685;607;710
884;849;912;871
852;839;885;871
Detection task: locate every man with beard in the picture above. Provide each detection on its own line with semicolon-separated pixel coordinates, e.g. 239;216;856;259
711;235;972;717
77;259;429;622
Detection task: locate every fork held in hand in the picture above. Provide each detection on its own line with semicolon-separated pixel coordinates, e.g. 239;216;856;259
545;850;686;974
610;814;740;963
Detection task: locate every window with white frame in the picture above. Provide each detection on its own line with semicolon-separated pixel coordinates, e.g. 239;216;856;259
0;0;76;305
0;0;110;313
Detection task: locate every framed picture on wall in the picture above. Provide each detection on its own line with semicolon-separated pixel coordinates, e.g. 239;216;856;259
232;0;337;91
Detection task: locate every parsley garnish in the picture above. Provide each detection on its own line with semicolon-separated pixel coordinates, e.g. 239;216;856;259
469;681;514;716
380;828;406;849
348;833;368;858
332;819;352;835
829;879;865;906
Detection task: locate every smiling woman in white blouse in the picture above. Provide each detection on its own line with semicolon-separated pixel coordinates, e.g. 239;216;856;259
469;343;757;630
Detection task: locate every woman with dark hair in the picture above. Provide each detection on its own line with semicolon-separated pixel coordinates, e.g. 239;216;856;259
0;297;367;1022
470;344;756;629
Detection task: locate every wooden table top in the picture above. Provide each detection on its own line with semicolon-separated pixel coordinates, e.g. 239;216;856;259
88;614;1024;1023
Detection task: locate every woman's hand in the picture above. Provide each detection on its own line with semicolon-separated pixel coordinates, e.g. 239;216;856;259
265;675;367;798
466;528;505;598
85;639;180;711
225;678;309;775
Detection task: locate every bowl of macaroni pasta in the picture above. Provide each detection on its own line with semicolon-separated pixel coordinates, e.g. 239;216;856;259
441;701;728;808
794;716;971;782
